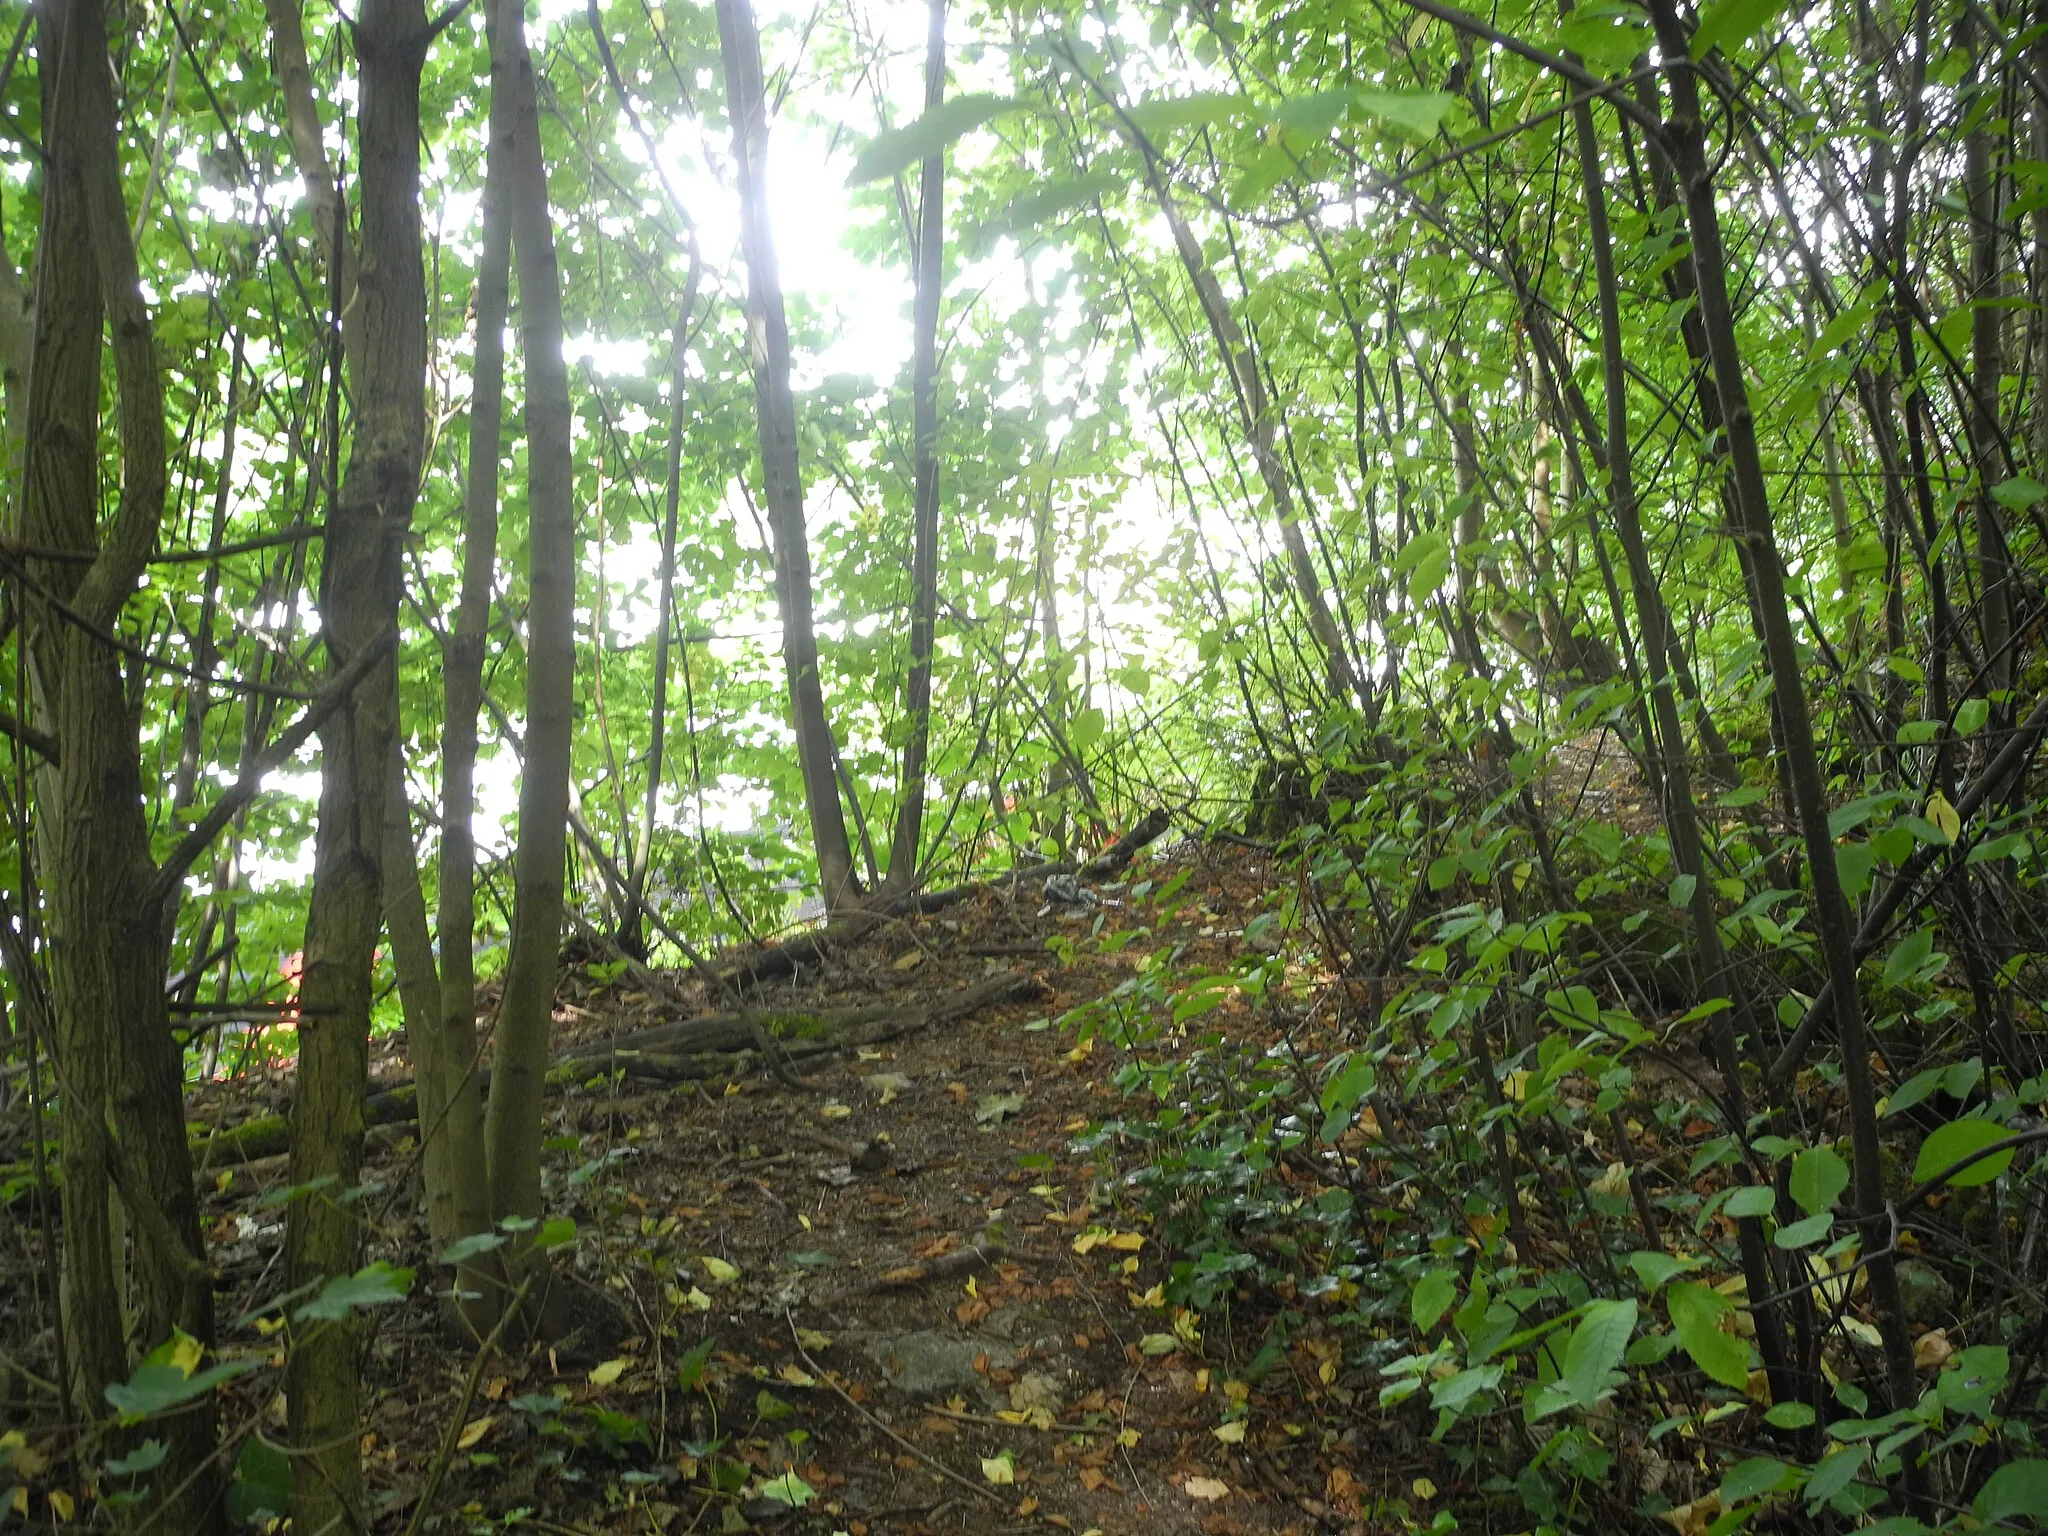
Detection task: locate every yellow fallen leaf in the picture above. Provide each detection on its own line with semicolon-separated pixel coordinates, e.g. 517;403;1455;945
1127;1284;1165;1310
794;1327;833;1352
167;1330;203;1378
685;1286;712;1311
1928;790;1961;844
981;1452;1015;1485
819;1102;854;1120
1213;1420;1247;1444
1412;1477;1437;1501
699;1255;741;1285
893;949;927;971
1065;1038;1094;1063
1116;1427;1141;1448
996;1409;1031;1425
1183;1475;1229;1501
1106;1232;1144;1252
588;1359;628;1387
1914;1328;1953;1370
777;1363;816;1387
1500;1070;1531;1104
456;1416;493;1450
1590;1161;1631;1198
48;1490;73;1523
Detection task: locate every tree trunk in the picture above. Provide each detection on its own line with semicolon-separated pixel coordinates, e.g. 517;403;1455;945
714;0;863;914
25;2;223;1527
283;0;428;1527
433;51;511;1283
482;0;579;1244
884;0;948;897
621;272;701;954
1647;1;1925;1494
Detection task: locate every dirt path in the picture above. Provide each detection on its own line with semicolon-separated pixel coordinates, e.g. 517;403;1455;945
185;844;1392;1535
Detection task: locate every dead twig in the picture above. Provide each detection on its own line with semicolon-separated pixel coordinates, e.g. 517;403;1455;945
782;1313;1006;1509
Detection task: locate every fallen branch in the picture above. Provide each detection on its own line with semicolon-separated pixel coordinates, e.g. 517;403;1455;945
718;809;1173;985
183;969;1043;1164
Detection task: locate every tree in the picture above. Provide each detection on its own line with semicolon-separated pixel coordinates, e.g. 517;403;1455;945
715;0;863;914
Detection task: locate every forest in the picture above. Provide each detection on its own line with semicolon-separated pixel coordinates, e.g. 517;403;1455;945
0;0;2045;1530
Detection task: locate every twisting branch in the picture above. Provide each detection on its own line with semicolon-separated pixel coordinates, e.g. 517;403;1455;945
146;631;398;914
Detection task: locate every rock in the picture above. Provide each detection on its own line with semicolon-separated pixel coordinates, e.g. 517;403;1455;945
1896;1260;1955;1326
862;1330;1003;1400
1009;1371;1064;1417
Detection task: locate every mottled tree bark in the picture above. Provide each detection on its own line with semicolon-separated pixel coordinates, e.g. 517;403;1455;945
278;1;428;1528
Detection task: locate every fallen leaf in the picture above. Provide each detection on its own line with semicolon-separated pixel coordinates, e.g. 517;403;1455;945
866;1073;914;1105
976;1092;1027;1125
777;1363;816;1387
1138;1334;1179;1357
981;1451;1015;1485
699;1256;740;1286
1183;1475;1229;1501
1016;1496;1039;1516
1913;1328;1953;1369
1213;1420;1247;1444
819;1102;854;1120
1411;1476;1437;1501
1115;1427;1140;1448
893;948;927;971
456;1416;493;1450
794;1327;833;1352
588;1359;628;1387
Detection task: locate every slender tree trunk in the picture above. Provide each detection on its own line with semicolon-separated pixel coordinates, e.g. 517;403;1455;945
714;0;863;913
25;3;223;1526
1967;19;2011;705
433;70;510;1279
620;276;700;955
482;0;578;1242
1570;79;1797;1410
284;1;428;1527
1647;3;1926;1490
885;0;948;896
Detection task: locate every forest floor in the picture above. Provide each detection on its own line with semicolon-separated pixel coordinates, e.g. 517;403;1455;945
178;838;1414;1536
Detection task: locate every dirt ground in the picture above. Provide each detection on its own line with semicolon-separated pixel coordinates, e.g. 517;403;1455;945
12;839;1422;1534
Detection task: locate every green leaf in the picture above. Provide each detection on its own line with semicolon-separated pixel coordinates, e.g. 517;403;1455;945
676;1338;715;1393
1772;1212;1834;1249
1723;1184;1777;1219
1269;88;1352;136
1690;0;1792;56
1804;1443;1869;1508
1396;529;1451;604
105;1358;260;1424
1667;873;1697;908
1350;87;1454;138
974;172;1124;246
1990;477;2046;512
759;1470;816;1508
1789;1145;1849;1215
1720;1455;1798;1505
225;1436;292;1526
1554;3;1654;71
1884;1065;1948;1117
1882;927;1935;988
1068;706;1106;752
848;95;1023;185
105;1440;169;1477
1667;1281;1750;1389
531;1217;578;1251
1764;1401;1816;1429
439;1232;506;1265
1914;1117;2015;1188
1628;1250;1696;1294
294;1262;414;1322
1553;1299;1636;1413
1412;1267;1458;1330
1124;91;1244;137
1956;698;1990;735
1972;1458;2048;1526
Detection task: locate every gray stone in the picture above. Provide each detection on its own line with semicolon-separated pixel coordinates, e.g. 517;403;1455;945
862;1330;1004;1400
1896;1261;1955;1326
